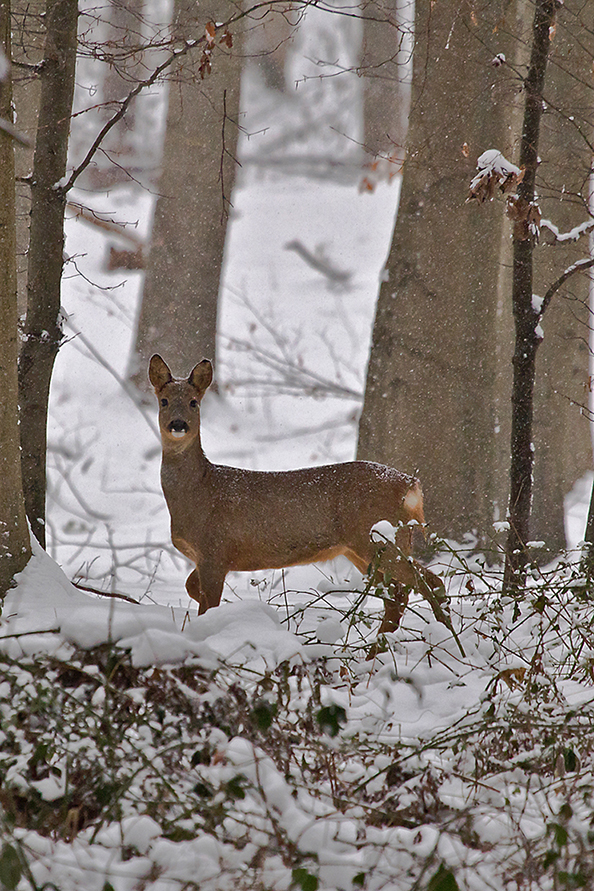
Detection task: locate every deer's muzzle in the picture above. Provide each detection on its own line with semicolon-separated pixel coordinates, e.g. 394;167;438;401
168;419;189;438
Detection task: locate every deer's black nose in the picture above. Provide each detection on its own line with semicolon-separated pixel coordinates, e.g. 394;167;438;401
168;419;189;435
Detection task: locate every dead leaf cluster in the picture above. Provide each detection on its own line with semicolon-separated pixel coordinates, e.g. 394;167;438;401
359;151;402;194
468;163;524;204
506;195;542;242
198;22;233;79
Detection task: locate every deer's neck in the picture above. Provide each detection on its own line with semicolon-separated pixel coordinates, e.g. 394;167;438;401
161;432;210;482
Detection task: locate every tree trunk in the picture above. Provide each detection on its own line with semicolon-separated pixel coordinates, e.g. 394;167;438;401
361;0;411;162
0;0;31;595
582;479;594;579
129;0;242;386
357;0;520;544
18;0;78;547
503;0;558;591
12;0;45;316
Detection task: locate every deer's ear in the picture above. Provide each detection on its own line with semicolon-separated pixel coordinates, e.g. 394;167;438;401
188;359;213;393
149;355;173;390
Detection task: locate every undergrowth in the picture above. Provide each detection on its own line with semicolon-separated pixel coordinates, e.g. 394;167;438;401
2;557;594;890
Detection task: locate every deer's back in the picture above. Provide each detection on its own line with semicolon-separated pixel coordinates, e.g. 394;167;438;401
164;459;420;571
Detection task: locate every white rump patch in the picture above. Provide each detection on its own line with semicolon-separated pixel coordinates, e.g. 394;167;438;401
403;485;423;516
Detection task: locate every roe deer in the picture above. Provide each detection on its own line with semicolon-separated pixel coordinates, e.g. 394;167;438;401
149;355;450;638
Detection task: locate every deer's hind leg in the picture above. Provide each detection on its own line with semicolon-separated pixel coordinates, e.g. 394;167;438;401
346;530;448;632
344;545;410;635
186;564;226;615
362;539;449;626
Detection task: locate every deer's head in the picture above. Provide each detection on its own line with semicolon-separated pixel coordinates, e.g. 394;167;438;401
149;355;213;446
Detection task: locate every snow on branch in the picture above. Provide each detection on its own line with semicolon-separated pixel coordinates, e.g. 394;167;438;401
470;154;594;246
467;149;523;203
540;216;594;245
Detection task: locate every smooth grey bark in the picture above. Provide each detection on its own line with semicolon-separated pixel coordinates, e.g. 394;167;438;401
12;0;44;315
357;0;520;544
129;0;242;385
361;0;411;161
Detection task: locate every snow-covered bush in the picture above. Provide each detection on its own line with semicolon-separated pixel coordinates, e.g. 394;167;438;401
3;553;594;890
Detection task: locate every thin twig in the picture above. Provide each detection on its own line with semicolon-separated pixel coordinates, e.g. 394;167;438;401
539;256;594;320
64;321;160;439
71;580;139;604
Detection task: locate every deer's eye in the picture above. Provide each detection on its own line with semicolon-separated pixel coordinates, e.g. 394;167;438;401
190;398;198;408
161;398;168;407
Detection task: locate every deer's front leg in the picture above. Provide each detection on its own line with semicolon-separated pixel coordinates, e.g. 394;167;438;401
186;565;226;614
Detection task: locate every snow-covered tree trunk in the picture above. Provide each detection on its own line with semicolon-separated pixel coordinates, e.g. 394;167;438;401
0;2;31;595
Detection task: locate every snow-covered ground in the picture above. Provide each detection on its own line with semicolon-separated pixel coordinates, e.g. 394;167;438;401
4;499;594;889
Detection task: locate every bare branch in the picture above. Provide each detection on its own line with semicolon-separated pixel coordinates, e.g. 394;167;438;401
66;201;144;248
539;256;594;320
71;580;139;603
63;37;200;192
226;335;362;399
64;321;160;439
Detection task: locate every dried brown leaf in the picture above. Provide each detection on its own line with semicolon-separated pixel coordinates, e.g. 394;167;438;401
204;21;216;46
198;49;212;79
506;195;541;242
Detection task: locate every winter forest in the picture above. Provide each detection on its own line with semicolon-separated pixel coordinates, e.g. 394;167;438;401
2;0;594;887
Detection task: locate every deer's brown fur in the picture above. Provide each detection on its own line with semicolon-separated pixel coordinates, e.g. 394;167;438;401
149;355;446;634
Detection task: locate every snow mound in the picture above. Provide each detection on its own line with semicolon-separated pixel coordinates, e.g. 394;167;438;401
2;536;302;670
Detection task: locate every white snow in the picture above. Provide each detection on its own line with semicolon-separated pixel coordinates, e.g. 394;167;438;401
2;538;302;670
475;149;521;178
469;149;522;197
370;520;397;544
315;618;345;643
540;217;594;243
